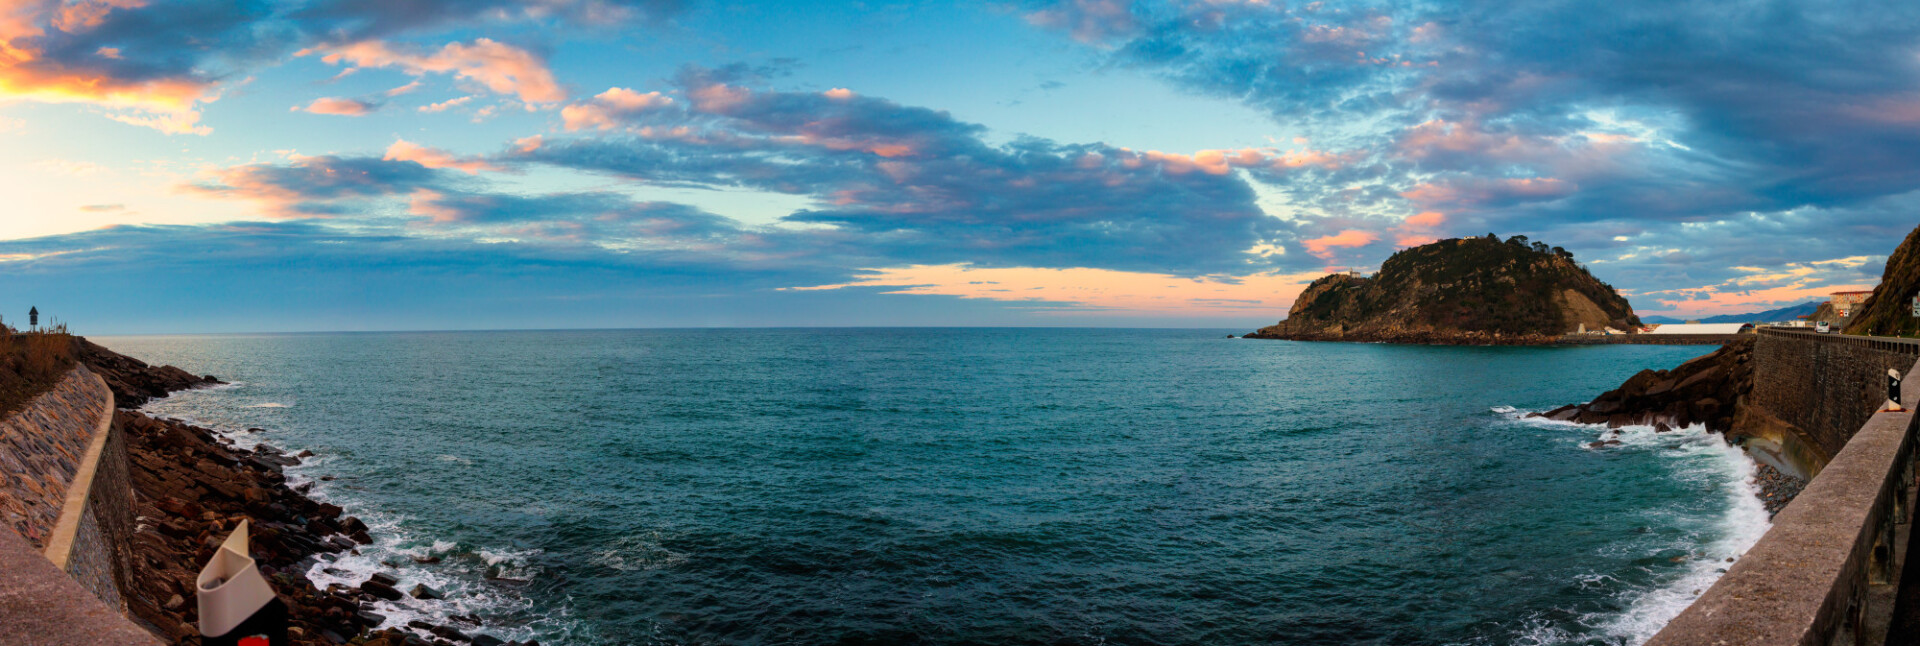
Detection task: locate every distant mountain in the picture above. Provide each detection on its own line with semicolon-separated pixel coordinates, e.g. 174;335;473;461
1248;234;1639;343
1640;301;1824;325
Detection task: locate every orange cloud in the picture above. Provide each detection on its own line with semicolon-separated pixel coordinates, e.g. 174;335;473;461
307;39;566;104
0;0;214;134
298;96;375;116
1405;211;1445;227
1302;229;1379;258
383;139;497;174
793;264;1325;316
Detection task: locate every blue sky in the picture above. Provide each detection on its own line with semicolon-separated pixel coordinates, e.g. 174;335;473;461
0;0;1913;333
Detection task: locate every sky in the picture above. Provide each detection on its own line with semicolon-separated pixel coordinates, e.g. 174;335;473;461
0;0;1915;334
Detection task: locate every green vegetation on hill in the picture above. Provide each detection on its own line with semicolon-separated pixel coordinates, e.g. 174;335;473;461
1254;234;1641;342
1845;224;1920;337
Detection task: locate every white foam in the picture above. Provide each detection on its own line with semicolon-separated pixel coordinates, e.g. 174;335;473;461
1494;409;1774;646
245;402;292;409
1587;424;1771;644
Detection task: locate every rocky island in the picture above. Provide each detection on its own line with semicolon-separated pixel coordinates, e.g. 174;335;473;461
1247;234;1641;344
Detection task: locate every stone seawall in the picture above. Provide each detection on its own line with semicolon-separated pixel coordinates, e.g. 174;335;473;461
0;367;112;545
0;365;139;614
1748;330;1920;470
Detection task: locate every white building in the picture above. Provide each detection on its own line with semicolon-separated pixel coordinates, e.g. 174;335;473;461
1645;323;1753;335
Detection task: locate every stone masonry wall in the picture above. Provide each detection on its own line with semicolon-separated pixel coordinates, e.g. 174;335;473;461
0;367;112;546
0;365;138;612
1751;330;1920;461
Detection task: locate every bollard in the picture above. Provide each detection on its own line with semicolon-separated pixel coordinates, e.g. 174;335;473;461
1888;368;1906;413
196;520;289;646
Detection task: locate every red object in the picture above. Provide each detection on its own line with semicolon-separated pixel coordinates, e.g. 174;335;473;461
239;636;270;646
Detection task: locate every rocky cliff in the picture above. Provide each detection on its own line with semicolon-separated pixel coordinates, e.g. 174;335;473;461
1533;339;1754;433
1844;223;1920;337
1248;235;1641;343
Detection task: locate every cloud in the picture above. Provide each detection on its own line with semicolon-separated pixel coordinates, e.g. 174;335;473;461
1301;229;1378;259
292;0;689;41
0;0;282;134
1025;0;1137;44
184;154;451;218
383;139;498;174
298;96;378;116
303;38;567;103
1012;0;1920;303
511;68;1307;274
560;87;674;131
419;95;473;113
798;264;1325;316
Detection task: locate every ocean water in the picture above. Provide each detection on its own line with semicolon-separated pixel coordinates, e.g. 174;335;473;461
96;329;1767;646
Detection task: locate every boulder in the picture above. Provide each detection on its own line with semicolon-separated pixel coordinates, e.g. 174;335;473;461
361;579;404;601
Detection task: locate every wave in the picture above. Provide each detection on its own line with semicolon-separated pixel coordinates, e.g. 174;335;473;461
1494;407;1772;645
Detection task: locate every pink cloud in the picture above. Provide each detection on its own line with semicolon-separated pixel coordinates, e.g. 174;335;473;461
307;38;566;104
298;96;375;116
560;87;674;131
1405;211;1445;228
1302;229;1380;259
383;139;497;174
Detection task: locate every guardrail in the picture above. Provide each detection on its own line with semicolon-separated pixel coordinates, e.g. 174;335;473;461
1762;327;1920;355
1648;352;1920;645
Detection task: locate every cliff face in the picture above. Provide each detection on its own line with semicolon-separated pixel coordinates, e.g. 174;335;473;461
1250;235;1640;343
1844;224;1920;337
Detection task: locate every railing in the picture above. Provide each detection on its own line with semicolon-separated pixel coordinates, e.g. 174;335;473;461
1648;356;1920;645
1762;327;1920;355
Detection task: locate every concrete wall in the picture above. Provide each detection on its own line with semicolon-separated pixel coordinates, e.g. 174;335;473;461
1750;329;1920;465
0;365;142;617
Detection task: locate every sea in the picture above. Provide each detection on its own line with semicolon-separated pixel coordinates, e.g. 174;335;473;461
95;329;1769;646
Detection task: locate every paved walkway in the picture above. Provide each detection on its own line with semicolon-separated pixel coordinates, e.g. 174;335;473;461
0;524;156;645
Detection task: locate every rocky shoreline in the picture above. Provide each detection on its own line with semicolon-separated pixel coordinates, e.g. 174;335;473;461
82;341;532;646
1531;339;1809;514
1242;329;1568;345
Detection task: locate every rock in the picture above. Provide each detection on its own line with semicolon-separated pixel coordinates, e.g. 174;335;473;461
360;610;389;626
414;555;443;564
298;449;315;458
412;583;444;600
352;529;374;544
430;625;472;642
369;571;399;586
472;636;506;646
361;579;404;601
